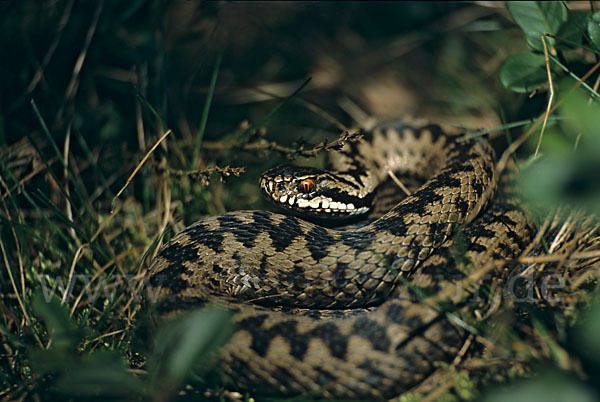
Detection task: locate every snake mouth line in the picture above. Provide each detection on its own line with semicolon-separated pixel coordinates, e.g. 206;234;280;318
260;177;369;216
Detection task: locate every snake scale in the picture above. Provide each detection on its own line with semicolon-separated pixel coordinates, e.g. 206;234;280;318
148;119;535;399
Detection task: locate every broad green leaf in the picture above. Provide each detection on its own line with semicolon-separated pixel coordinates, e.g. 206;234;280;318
518;151;573;215
507;1;567;50
147;306;233;392
575;302;600;362
30;291;87;376
556;11;591;48
482;371;597;402
58;365;144;397
519;81;600;215
587;11;600;50
499;52;547;93
57;352;145;398
32;291;83;351
559;80;600;139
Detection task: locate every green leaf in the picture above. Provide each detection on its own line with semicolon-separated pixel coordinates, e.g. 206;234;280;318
147;306;233;394
559;79;600;138
32;291;83;351
556;11;591;48
482;370;597;402
518;81;600;215
499;52;547;93
507;1;567;50
57;352;145;398
575;302;600;363
587;11;600;50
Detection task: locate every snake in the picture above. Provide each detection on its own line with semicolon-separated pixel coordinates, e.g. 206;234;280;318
147;119;535;400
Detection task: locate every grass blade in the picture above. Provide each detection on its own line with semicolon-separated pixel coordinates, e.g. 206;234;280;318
191;52;222;169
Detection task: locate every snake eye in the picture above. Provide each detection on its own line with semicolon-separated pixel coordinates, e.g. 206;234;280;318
298;178;316;193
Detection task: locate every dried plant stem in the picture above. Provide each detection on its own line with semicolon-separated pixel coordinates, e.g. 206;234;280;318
535;34;554;159
111;129;173;213
497;58;600;176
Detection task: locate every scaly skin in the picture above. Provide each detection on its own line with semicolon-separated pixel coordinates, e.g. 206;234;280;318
148;120;534;399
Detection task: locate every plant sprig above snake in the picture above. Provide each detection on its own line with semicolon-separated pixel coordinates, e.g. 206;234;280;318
147;118;534;399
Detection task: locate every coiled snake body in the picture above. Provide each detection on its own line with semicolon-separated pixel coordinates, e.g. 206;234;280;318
148;120;534;399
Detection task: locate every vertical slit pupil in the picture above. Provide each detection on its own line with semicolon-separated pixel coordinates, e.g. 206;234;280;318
299;179;314;193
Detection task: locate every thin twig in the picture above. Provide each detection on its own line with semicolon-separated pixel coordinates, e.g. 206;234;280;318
337;97;371;128
135;65;147;151
387;170;412;196
91;194;127;243
0;237;43;347
25;0;75;95
247;85;349;131
535;34;554;159
57;0;104;122
0;177;27;307
156;165;172;255
192;53;222;169
166;165;246;186
63;124;77;241
69;246;143;315
65;0;103;100
496;59;600;176
88;329;126;344
519;249;600;264
210;128;363;160
111;129;172;213
62;244;89;304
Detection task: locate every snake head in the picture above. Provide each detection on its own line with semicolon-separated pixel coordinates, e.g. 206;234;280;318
260;165;372;220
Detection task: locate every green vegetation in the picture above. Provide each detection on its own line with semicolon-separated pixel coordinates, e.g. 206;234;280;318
0;1;599;400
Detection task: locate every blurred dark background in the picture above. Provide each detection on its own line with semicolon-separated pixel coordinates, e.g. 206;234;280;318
0;1;529;147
